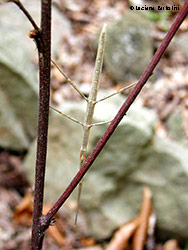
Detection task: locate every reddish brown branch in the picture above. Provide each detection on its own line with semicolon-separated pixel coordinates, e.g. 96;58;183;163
8;0;51;249
31;0;52;249
42;2;188;228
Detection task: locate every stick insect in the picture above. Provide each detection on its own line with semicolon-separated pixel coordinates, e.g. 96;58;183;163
50;24;137;225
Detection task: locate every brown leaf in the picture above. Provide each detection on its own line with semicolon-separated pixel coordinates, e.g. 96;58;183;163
43;204;65;247
47;223;65;247
13;192;33;226
80;237;95;247
163;239;178;250
13;193;65;247
106;218;140;250
132;187;152;250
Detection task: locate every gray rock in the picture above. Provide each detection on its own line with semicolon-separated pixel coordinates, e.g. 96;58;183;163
173;32;188;61
24;101;85;200
166;107;187;145
0;90;29;150
23;90;188;240
0;25;38;149
0;1;71;150
0;1;71;57
24;90;154;237
102;136;188;239
104;12;153;82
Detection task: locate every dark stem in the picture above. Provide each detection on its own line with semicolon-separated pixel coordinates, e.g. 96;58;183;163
42;2;188;228
31;0;51;250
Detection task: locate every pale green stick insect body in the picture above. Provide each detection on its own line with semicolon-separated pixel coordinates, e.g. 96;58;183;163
50;24;136;224
75;24;108;225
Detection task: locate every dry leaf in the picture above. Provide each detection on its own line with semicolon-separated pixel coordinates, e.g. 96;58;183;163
106;218;140;250
106;187;152;250
47;222;65;247
43;204;66;247
13;192;65;247
132;187;152;250
13;192;33;226
163;239;178;250
80;237;95;247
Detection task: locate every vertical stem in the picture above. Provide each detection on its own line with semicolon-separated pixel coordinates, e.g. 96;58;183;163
31;0;52;249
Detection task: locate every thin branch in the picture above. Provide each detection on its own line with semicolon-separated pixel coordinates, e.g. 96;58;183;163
51;59;88;101
31;0;52;249
10;0;42;51
95;81;137;104
41;2;188;228
11;0;40;31
50;105;84;126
